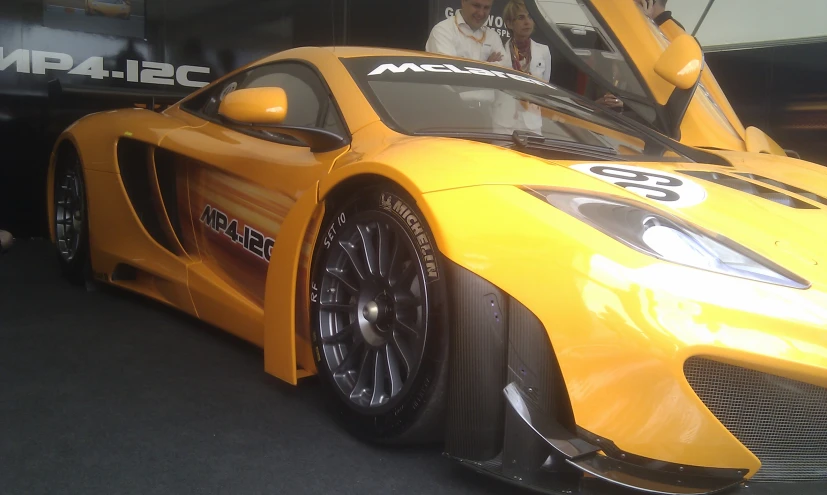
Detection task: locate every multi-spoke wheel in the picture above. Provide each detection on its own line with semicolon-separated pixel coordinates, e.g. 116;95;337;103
310;184;449;443
53;146;90;285
318;210;427;412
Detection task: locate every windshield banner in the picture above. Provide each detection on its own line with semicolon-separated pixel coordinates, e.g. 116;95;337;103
345;56;555;92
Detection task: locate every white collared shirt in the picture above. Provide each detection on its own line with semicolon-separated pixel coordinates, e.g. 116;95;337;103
425;10;508;67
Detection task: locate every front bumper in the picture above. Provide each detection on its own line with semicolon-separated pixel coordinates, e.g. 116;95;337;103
449;383;827;494
422;185;827;492
438;276;827;495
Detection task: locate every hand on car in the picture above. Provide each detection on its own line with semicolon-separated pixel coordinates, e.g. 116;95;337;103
635;0;656;17
596;93;623;109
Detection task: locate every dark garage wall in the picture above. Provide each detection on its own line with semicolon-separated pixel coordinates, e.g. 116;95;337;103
0;0;430;238
706;43;827;167
2;0;825;240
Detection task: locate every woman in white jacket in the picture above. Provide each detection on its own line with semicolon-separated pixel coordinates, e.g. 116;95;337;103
492;0;552;135
503;0;552;82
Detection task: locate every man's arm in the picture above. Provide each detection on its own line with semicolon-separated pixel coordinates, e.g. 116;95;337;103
487;32;508;67
425;23;458;57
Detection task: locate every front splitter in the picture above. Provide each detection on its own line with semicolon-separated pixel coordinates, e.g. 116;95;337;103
445;382;827;495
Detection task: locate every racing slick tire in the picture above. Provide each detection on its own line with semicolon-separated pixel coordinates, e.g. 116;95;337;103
310;183;449;445
53;146;91;286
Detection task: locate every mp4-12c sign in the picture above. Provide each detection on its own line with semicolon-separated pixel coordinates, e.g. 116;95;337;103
0;47;211;88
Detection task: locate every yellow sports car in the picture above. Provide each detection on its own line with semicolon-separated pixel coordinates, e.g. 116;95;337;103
48;42;827;495
85;0;131;19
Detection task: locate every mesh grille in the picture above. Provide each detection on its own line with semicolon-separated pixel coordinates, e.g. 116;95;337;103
684;357;827;482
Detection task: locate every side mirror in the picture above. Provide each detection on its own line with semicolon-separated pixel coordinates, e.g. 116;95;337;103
218;87;287;125
654;34;704;139
216;86;347;152
654;34;703;90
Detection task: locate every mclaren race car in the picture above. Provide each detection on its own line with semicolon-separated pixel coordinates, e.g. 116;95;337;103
48;40;827;495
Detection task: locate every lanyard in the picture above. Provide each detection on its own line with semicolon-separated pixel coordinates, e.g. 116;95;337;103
454;14;485;44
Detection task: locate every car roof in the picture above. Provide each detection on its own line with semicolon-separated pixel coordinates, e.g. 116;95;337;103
322;46;444;58
251;45;457;67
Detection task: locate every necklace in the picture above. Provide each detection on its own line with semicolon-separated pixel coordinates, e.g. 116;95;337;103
454;14;485;44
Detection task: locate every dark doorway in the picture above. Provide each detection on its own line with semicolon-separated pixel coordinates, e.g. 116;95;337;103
345;0;432;51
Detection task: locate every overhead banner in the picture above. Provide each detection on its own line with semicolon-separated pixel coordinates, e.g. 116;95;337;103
431;1;554;49
436;1;513;43
0;0;336;99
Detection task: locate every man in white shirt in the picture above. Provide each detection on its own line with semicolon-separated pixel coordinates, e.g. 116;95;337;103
425;0;507;66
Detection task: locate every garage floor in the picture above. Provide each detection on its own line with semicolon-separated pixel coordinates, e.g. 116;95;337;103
0;239;512;495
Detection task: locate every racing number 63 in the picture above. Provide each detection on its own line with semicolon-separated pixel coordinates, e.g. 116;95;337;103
589;166;683;202
571;163;708;208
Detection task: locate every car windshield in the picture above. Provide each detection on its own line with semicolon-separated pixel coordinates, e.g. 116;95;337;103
342;56;723;163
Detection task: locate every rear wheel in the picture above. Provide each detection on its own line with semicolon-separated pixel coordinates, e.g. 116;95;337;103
53;147;91;285
310;183;449;444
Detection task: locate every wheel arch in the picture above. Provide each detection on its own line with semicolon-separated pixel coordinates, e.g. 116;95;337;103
263;164;441;385
47;135;86;244
261;163;579;456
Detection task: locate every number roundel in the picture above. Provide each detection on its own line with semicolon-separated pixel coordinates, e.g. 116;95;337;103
571;163;707;208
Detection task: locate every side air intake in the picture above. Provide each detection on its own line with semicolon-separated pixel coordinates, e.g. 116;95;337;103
116;138;180;255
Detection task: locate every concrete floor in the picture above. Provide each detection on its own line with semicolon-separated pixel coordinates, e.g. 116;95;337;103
0;239;515;495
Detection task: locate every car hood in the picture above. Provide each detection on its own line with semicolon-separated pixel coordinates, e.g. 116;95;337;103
557;152;827;284
372;136;827;282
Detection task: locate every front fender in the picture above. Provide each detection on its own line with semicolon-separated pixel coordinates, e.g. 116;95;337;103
61;108;192;173
262;179;325;385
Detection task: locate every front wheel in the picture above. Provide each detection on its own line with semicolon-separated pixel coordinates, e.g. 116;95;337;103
310;184;449;444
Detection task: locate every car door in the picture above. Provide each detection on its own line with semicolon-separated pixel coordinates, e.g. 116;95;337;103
525;0;753;153
156;61;350;345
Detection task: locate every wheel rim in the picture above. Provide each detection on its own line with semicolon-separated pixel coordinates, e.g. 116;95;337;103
55;162;84;262
317;210;429;413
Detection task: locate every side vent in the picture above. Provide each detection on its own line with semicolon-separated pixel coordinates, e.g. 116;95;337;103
506;299;574;430
734;173;827;207
445;261;508;461
444;260;576;463
153;148;185;245
116;138;180;254
679;171;818;209
112;263;138;281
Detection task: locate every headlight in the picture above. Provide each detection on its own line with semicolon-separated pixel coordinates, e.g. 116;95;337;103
532;189;809;289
